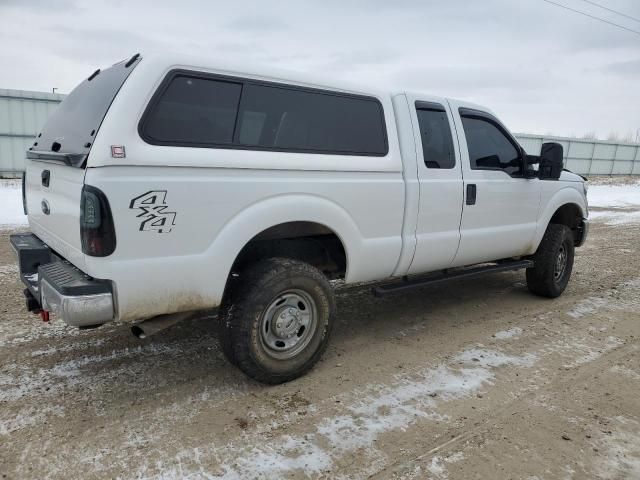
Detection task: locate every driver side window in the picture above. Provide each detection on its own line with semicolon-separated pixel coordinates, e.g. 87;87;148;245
461;115;522;176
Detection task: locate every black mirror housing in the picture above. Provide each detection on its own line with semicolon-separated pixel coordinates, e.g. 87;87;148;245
538;142;563;180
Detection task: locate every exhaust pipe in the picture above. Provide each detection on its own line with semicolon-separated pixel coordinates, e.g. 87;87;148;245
131;312;193;339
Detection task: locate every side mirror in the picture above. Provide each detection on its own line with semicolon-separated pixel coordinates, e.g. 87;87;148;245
522;143;563;179
538;142;563;180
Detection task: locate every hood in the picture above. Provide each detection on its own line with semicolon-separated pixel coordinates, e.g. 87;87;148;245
560;170;585;183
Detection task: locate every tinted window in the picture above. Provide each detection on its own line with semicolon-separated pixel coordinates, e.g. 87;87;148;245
143;75;242;144
33;56;141;162
416;108;455;169
461;116;521;175
236;84;387;155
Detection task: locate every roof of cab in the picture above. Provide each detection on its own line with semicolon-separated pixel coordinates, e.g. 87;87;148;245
401;91;494;115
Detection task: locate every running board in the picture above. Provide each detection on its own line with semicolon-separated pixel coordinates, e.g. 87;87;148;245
372;259;534;297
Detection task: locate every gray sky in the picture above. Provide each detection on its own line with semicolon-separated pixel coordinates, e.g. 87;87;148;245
1;0;639;139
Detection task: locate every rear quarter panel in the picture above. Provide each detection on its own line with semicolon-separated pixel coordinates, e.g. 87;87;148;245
84;166;404;322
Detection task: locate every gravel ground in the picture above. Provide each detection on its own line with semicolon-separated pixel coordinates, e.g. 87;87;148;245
0;181;639;479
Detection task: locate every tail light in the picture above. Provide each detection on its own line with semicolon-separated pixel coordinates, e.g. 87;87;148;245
80;185;116;256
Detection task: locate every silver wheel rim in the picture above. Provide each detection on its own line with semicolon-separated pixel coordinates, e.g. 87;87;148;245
259;289;318;360
554;244;567;281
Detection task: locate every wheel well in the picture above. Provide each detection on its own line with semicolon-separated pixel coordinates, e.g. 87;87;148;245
231;222;347;279
549;203;582;244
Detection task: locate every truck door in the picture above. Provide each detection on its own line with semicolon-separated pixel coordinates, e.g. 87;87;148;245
448;100;541;266
406;96;464;275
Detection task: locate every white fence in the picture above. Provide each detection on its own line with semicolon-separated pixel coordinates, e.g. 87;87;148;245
515;133;640;176
1;88;639;177
0;89;65;177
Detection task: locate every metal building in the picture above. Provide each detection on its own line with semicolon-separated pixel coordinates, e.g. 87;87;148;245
0;88;639;176
0;89;65;177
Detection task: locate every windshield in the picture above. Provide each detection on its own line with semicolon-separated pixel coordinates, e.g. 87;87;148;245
29;55;141;166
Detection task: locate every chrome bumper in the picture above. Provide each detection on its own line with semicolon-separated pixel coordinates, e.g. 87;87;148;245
40;279;114;327
10;233;114;328
575;218;589;247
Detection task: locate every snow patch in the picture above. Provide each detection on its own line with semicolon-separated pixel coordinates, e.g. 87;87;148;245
0;343;185;402
427;456;447;477
427;452;465;479
589;209;640;225
596;416;640;480
454;348;537;368
0;180;28;228
567;296;609;318
0;320;84;348
588;183;640;209
316;364;476;452
540;336;624;371
29;338;106;357
566;278;640;320
562;336;623;368
134;348;536;479
231;437;333;479
587;182;640;225
493;327;523;340
0;405;65;435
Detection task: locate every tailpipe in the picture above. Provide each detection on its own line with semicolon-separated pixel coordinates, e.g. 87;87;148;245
131;312;193;339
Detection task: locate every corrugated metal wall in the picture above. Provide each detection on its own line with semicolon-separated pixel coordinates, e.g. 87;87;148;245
1;88;639;176
515;133;640;176
0;89;65;177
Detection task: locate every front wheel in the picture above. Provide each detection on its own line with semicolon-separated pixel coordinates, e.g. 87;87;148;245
526;224;575;298
219;258;335;384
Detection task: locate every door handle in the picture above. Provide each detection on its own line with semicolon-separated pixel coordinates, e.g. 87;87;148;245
41;170;50;188
466;184;477;205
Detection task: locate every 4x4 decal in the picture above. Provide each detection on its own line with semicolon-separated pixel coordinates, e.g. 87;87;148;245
129;191;176;233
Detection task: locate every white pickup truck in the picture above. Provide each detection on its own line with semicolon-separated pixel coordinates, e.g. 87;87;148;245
11;53;588;383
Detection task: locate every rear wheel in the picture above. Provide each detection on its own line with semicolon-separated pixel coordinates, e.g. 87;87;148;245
218;257;335;384
526;224;574;298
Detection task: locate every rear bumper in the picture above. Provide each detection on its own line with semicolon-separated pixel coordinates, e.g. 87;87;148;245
575;218;589;247
10;233;114;327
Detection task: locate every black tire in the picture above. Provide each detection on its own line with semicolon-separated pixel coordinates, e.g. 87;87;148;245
219;257;335;384
526;224;574;298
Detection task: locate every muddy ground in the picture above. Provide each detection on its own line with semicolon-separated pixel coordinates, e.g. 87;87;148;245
1;203;639;479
